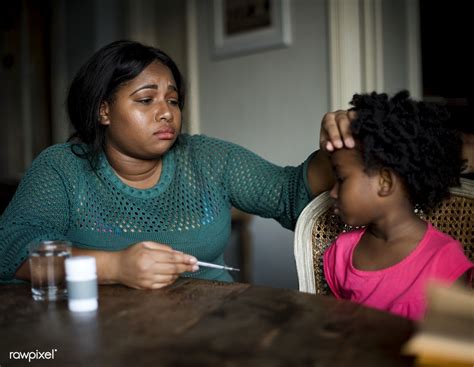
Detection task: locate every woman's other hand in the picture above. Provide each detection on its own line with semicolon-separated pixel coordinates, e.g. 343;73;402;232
111;242;198;290
320;110;356;152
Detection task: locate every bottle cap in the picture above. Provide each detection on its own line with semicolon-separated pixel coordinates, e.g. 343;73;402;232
65;256;97;280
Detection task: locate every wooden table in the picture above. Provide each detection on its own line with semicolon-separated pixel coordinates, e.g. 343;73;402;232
0;279;415;366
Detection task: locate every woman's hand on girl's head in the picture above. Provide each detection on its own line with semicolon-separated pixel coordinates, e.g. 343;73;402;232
320;110;356;152
111;242;198;290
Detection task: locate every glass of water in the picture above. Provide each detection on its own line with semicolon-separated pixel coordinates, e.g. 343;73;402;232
28;240;72;301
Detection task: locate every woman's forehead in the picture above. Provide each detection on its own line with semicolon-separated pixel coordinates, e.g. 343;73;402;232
125;61;176;89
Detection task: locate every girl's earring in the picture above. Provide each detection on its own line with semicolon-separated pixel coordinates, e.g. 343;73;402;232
414;204;424;218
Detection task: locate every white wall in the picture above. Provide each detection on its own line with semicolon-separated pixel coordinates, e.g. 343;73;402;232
382;0;409;95
195;0;330;289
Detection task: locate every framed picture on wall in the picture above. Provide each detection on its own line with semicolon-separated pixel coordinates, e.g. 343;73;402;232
212;0;291;59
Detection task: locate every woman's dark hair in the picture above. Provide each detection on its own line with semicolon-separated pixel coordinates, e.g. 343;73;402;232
67;40;186;168
350;90;463;211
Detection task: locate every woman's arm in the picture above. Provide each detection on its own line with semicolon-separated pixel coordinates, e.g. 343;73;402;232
0;148;71;281
306;150;334;197
15;242;198;289
306;110;356;196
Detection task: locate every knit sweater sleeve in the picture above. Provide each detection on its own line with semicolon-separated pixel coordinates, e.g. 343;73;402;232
0;146;70;280
192;135;314;230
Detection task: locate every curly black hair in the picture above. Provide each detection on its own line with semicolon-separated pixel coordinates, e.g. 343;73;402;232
349;90;464;211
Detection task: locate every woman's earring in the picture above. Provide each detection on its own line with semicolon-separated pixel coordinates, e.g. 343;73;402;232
98;115;109;124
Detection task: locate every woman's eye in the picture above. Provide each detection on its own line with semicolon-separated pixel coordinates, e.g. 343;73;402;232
137;98;153;105
168;99;179;106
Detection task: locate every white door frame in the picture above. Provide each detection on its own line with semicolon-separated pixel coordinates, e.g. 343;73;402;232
328;0;421;110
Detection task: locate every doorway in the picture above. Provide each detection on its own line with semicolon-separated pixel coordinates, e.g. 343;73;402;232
420;0;472;133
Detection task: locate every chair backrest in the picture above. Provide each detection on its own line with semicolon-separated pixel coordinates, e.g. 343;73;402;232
294;178;474;294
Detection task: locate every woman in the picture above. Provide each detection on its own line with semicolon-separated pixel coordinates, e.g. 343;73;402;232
0;40;352;289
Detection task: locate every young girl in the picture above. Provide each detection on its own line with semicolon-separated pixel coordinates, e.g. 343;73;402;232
323;91;473;320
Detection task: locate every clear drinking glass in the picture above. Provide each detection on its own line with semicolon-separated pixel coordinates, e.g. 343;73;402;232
28;240;72;301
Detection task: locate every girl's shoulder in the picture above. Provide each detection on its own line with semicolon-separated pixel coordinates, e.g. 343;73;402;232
334;227;366;247
420;224;473;283
327;228;366;260
418;223;471;269
423;223;464;253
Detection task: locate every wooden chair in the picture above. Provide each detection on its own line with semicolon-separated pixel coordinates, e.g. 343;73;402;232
294;178;474;294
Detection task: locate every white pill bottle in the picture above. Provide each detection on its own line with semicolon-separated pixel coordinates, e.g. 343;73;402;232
65;256;98;312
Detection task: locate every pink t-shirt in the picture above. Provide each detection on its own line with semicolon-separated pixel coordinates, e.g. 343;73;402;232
323;223;473;320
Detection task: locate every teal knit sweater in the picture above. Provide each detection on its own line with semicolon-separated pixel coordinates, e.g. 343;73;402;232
0;134;314;281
